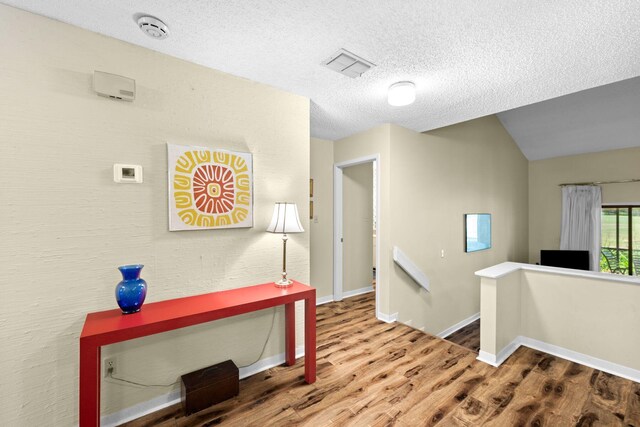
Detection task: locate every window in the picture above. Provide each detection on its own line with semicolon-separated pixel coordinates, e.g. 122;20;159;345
601;206;640;275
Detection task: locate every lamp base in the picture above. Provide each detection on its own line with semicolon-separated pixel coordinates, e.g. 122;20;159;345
274;278;293;288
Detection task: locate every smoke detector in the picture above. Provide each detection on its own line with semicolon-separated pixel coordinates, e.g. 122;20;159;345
322;49;375;78
137;16;169;40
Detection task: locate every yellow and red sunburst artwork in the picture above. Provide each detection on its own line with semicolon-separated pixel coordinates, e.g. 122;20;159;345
168;144;253;231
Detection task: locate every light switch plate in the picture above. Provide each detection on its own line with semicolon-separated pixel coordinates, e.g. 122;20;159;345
114;164;143;183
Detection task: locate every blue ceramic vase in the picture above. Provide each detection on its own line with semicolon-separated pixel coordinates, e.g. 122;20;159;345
116;264;147;314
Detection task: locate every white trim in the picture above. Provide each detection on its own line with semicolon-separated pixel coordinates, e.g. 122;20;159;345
342;285;374;299
333;165;343;302
476;261;640;285
437;312;480;338
520;336;640;383
477;350;499;367
100;389;181;427
316;295;334;305
476;336;640;383
238;345;305;379
377;312;398;323
393;246;430;292
476;336;523;367
490;337;522;366
101;346;305;427
333;154;382;320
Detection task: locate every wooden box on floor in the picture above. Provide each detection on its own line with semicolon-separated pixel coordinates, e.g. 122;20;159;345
181;360;239;415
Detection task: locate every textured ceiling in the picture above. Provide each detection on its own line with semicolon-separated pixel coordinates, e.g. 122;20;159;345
498;76;640;160
3;0;640;147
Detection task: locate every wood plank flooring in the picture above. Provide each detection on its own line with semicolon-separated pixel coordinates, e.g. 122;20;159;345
121;292;640;426
445;319;480;353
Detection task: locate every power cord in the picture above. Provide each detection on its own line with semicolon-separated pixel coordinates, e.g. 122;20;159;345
238;307;277;368
105;307;277;387
106;367;178;388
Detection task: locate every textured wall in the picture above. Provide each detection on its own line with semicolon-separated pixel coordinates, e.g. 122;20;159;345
309;138;334;299
529;147;640;264
0;5;309;425
389;117;529;335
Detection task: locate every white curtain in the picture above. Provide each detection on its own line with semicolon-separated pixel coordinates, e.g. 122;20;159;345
560;185;602;271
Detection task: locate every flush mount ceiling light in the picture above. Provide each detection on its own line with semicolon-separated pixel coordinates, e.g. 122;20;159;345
137;16;169;40
388;81;416;106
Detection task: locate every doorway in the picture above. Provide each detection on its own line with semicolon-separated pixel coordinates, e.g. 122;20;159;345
334;154;381;320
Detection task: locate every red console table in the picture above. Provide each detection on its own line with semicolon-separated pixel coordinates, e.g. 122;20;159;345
79;281;316;427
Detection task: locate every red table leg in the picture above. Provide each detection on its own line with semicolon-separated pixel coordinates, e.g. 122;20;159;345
304;295;316;384
79;339;100;426
284;302;295;366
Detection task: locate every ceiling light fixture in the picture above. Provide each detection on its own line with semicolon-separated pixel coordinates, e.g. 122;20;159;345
388;81;416;106
137;16;170;40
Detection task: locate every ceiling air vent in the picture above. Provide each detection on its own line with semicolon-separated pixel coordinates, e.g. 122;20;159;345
322;49;375;78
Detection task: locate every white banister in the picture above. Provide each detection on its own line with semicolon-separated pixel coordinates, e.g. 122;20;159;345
393;246;430;292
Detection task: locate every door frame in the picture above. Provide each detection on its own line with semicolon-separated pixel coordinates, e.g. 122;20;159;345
333;154;381;320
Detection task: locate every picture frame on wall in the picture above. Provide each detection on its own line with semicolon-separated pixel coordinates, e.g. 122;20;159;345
167;143;253;231
464;213;491;252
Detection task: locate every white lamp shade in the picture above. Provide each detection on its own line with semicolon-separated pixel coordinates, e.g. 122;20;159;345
266;202;304;233
388;81;416;106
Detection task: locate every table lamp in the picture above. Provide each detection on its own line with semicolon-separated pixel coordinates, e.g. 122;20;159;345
267;202;304;287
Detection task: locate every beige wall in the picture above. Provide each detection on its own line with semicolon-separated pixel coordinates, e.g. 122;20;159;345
529;147;640;264
479;273;521;357
389;117;529;334
334;125;392;315
521;270;640;370
0;5;309;425
310;138;334;299
343;163;374;292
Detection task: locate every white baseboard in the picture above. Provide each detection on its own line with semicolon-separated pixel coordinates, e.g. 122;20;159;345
316;295;334;305
101;345;305;427
477;338;521;367
342;285;374;299
238;345;305;379
317;286;372;306
476;336;640;383
520;336;640;383
377;311;398;323
437;312;480;338
101;389;182;427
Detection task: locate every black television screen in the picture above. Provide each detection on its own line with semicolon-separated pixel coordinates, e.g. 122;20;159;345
540;250;590;271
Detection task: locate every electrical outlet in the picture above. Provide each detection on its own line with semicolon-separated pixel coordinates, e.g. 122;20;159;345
104;357;117;377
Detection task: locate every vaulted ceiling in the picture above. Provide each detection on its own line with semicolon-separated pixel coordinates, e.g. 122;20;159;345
498;76;640;160
3;0;640;158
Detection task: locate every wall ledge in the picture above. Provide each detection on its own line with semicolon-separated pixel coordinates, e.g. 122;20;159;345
475;261;640;285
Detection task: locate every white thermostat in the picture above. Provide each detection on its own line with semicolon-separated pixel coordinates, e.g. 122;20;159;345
114;164;143;183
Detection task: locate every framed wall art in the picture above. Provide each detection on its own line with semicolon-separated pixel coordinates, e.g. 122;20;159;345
168;144;253;231
464;213;491;252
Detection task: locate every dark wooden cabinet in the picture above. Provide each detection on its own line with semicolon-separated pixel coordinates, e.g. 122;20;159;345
181;360;239;415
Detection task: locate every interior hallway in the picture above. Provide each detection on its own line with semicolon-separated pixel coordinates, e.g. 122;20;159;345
123;292;640;426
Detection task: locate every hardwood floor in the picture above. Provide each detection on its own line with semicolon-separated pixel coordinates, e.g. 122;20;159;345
445;319;480;353
121;292;640;426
